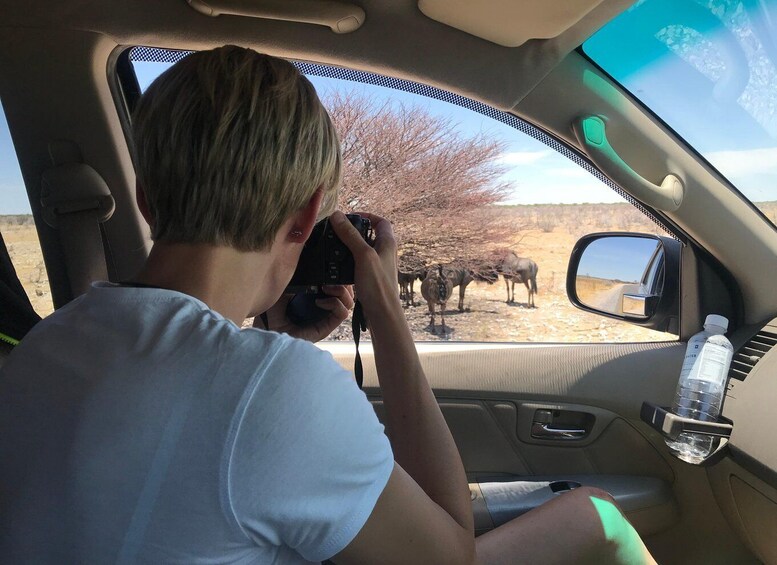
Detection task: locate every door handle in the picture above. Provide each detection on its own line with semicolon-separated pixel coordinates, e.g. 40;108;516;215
531;422;587;440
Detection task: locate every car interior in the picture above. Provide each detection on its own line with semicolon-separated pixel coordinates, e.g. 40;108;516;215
2;0;777;563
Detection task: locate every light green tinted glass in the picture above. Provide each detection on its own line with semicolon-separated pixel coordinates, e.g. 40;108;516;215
585;0;777;225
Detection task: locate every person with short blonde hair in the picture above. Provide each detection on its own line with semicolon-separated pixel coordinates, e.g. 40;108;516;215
133;45;340;251
0;46;655;565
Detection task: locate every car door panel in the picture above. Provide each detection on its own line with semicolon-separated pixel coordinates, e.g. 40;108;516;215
333;342;684;537
371;397;679;538
330;342;684;486
326;341;758;563
709;458;777;564
369;399;673;480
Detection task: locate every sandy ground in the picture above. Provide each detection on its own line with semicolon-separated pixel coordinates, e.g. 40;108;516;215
323;224;675;343
2;219;54;317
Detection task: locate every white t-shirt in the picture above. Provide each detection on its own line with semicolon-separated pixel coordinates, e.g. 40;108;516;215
0;283;394;564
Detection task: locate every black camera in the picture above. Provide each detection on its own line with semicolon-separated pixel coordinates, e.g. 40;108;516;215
286;213;372;294
284;214;371;326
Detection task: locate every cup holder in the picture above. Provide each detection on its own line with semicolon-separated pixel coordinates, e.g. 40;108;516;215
549;480;582;493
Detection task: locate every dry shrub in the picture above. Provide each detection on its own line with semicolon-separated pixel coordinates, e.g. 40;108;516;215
324;91;521;267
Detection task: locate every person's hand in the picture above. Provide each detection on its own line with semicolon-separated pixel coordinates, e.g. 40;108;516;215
329;210;400;319
253;285;354;342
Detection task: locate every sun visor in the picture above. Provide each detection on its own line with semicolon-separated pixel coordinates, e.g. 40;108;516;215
418;0;606;47
186;0;365;34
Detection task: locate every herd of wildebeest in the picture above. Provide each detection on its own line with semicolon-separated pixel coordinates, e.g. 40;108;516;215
398;250;539;334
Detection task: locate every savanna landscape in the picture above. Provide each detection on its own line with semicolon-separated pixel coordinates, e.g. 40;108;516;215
2;214;52;317
365;202;680;343
8;202;777;344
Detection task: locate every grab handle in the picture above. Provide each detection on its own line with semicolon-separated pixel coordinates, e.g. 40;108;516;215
573;116;684;212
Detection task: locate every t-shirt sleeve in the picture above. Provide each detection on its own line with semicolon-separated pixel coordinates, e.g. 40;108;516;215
227;337;394;562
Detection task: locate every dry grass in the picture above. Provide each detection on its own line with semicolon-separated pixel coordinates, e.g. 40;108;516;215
328;203;677;343
754;201;777;225
1;216;54;317
576;275;621;306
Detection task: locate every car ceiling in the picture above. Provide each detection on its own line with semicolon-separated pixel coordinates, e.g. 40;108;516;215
0;0;635;111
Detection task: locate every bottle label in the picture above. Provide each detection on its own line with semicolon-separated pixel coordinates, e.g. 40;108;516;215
679;336;705;380
685;341;733;384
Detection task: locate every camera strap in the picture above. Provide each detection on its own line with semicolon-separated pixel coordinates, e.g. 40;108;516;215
260;299;366;389
351;300;367;389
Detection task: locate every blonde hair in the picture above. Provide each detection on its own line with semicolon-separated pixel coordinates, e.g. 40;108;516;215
132;46;341;251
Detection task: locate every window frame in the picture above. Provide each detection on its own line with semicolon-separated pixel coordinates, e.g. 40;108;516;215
110;45;692;344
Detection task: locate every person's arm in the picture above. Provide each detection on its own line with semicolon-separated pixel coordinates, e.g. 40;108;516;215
328;211;476;564
366;276;473;532
326;211;657;565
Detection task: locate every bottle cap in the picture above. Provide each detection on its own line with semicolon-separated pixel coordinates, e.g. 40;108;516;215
704;314;728;332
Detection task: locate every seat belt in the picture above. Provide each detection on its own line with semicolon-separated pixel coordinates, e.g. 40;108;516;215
0;230;42;362
40;147;115;299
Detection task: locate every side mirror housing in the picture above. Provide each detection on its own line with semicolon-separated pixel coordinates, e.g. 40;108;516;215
567;233;681;335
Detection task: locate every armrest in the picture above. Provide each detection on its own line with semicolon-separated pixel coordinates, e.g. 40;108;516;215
471;474;677;537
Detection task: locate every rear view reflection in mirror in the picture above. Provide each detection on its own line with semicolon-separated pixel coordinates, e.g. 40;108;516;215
575;236;663;319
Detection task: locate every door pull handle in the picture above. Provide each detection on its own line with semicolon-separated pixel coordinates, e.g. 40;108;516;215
531;422;587;440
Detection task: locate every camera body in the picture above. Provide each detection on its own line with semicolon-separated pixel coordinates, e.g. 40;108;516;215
286;214;372;294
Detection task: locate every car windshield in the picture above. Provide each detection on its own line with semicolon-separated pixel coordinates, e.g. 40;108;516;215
584;0;777;226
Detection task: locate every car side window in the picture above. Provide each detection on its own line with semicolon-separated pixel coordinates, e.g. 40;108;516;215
122;48;676;343
1;100;53;317
304;73;676;344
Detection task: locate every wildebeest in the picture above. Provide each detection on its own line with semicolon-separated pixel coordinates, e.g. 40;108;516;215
441;266;473;312
420;265;454;334
398;253;427;307
499;251;539;308
397;268;426;307
442;263;499;312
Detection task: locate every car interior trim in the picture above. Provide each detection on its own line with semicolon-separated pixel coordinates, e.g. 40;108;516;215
417;0;606;48
184;0;366;34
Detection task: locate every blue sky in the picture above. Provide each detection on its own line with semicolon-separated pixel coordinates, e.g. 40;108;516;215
305;74;624;207
578;236;660;282
0;102;29;214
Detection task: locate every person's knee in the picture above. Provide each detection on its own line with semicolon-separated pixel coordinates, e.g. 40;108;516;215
583;490;649;564
570;485;617;508
559;488;642;561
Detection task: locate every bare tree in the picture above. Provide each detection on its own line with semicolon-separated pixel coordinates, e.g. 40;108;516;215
324;91;519;269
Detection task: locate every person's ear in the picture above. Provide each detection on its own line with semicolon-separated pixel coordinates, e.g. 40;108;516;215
135;181;154;227
288;187;324;242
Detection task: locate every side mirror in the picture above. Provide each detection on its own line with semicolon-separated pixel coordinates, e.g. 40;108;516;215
567;233;681;335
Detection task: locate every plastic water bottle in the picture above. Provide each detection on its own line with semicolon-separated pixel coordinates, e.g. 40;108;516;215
665;314;733;464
